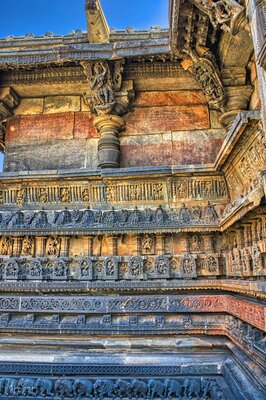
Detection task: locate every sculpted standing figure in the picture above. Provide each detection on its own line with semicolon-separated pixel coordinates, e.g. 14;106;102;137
91;62;114;106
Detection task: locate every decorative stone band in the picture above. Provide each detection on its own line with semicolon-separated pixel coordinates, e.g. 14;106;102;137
0;205;221;235
0;176;228;207
0;375;231;399
0;294;264;331
0;254;220;281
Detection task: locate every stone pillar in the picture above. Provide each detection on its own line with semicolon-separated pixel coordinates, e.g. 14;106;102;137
156;234;165;255
35;236;46;257
88;236;94;256
12;237;22;257
136;235;142;256
111;235;118;256
220;86;253;129
60;237;70;257
93;115;125;168
203;234;214;253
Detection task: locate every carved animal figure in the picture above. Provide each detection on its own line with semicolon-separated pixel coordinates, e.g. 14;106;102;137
4;378;17;396
183;378;201;398
148;379;164;399
16;378;36;396
0;378;5;394
34;378;54;397
164;379;182;399
114;379;130;398
129;378;148;398
93;379;114;398
54;379;73;398
73;379;93;399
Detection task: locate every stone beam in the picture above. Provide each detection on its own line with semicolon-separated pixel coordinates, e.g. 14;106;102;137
85;0;110;43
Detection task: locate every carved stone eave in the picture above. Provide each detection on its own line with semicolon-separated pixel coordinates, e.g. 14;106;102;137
85;0;110;43
0;39;170;70
214;110;261;170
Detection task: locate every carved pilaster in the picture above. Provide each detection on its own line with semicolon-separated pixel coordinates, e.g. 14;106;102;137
60;237;70;258
0;87;19;151
94;115;125;168
12;237;22;257
111;235;118;256
88;236;94;256
203;234;214;253
156;234;165;255
35;236;46;257
81;60;132;168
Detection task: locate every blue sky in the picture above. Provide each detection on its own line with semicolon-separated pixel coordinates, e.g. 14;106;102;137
0;0;168;38
0;0;168;171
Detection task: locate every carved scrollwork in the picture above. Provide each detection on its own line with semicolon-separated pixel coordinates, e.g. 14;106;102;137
181;47;226;111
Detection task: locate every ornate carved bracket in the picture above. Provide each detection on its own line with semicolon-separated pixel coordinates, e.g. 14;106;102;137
191;0;245;33
81;60;133;168
0;87;19;152
181;47;226;111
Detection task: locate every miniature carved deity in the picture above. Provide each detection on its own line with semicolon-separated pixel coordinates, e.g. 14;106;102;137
191;234;202;252
128;256;143;277
16;188;25;205
21;236;34;256
142;235;155;254
46;236;60;257
179;204;191;224
60;188;70;203
39;188;48;203
0;236;13;256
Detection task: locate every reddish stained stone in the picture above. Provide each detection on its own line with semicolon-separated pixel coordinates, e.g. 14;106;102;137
120;143;173;167
125;105;210;135
136;91;207;107
74;112;98;139
120;138;224;167
172;139;224;165
6;113;74;144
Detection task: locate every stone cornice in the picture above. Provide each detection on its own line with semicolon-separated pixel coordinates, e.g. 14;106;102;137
0;38;170;69
0;278;264;298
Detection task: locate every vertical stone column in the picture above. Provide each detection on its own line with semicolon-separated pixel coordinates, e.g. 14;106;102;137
136;235;142;256
12;237;22;257
203;234;214;253
35;237;46;257
156;234;165;255
111;235;118;256
60;237;70;258
88;236;94;256
94;115;125;168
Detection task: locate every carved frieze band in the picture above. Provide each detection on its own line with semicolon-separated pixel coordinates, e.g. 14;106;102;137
0;176;228;208
0;254;221;282
0;294;263;330
0;374;230;399
0;204;221;235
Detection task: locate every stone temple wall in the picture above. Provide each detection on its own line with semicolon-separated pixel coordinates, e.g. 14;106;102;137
0;0;265;399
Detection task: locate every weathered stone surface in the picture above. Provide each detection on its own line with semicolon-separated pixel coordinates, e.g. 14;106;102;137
125;105;210;135
6;113;75;144
74;112;98;139
135;91;207;106
120;130;225;167
14;98;43;115
44;96;81;114
4;139;87;171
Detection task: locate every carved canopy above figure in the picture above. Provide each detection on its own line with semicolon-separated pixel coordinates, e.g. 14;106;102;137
169;0;248;55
